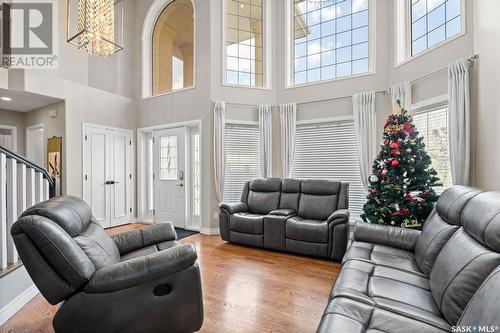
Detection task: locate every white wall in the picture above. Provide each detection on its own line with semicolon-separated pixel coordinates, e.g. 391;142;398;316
472;0;500;190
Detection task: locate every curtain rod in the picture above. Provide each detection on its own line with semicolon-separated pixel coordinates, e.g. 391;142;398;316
220;54;478;109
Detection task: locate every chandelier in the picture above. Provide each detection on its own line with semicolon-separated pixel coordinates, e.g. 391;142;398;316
67;0;124;57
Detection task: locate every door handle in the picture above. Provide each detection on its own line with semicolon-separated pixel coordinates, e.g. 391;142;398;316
105;181;119;185
176;183;184;187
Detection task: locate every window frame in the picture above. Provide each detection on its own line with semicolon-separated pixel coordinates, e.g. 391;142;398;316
291;116;367;221
223;119;262;203
285;0;377;89
394;0;466;67
142;0;197;99
409;94;452;192
222;0;272;90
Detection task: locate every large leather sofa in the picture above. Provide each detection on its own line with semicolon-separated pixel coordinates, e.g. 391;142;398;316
317;186;500;332
219;178;350;260
11;196;203;333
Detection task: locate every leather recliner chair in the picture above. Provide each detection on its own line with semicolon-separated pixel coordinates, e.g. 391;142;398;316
11;196;203;333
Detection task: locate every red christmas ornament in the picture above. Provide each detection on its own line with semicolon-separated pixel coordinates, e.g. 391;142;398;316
371;188;377;194
391;160;400;167
381;169;388;177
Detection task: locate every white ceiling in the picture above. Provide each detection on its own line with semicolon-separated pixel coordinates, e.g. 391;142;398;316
0;89;62;112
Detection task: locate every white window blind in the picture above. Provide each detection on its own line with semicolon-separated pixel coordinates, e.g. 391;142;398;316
413;106;452;191
224;123;261;202
291;120;366;220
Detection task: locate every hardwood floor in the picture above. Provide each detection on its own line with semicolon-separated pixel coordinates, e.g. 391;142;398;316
1;224;341;333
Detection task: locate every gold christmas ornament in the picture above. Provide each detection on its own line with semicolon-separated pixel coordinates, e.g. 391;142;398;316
393;105;402;115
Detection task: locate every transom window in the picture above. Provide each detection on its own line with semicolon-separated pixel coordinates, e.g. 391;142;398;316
152;0;194;96
225;0;265;87
292;0;370;86
413;105;452;190
291;119;366;220
410;0;462;56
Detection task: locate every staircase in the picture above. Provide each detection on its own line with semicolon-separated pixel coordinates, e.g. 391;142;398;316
0;144;55;271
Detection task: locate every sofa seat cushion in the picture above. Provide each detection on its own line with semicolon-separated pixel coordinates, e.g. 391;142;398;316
120;240;181;261
286;217;328;243
330;260;448;331
230;213;264;234
317;297;450;333
343;241;422;275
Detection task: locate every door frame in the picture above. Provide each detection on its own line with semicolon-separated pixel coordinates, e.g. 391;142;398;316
137;119;202;231
26;123;44;165
82;123;135;227
0;125;17;151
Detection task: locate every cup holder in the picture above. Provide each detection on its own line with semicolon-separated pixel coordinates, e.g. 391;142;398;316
153;283;173;296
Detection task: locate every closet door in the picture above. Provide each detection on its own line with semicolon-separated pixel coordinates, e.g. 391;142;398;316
83;125;132;228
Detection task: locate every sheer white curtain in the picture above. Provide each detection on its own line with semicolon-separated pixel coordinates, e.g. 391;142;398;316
279;103;297;178
259;105;273;178
448;59;471;185
213;101;226;201
390;81;412;111
352;92;377;190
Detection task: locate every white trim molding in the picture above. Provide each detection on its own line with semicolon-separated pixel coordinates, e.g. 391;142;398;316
200;227;220;236
141;0;196;98
0;285;39;325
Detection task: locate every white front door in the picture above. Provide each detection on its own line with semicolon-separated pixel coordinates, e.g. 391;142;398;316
153;127;186;228
83;125;132;228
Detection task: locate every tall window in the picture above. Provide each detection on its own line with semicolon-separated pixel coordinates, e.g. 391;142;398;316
225;0;265;87
292;0;370;86
191;132;201;216
291;120;366;220
224;123;261;202
152;0;194;96
410;0;462;56
413;105;452;190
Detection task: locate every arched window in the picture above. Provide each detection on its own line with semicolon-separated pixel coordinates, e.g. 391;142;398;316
144;0;195;97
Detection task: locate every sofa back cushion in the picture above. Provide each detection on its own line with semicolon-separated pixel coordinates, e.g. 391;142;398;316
298;180;343;221
247;178;282;214
279;179;301;211
457;265;500;329
415;186;481;276
429;191;500;325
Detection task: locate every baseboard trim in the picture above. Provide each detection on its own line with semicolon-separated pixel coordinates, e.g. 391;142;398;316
200;227;220;236
0;284;39;325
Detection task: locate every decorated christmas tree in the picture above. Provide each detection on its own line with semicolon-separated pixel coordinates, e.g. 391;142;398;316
361;101;441;229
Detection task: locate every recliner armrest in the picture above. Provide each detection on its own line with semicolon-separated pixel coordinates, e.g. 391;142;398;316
269;209;296;217
353;222;421;252
219;202;248;214
112;223;178;255
85;244;197;293
326;209;350;226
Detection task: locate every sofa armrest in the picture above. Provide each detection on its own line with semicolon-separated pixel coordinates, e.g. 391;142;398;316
219;202;248;214
85;244;197;293
353;222;421;252
111;223;177;255
269;209;296;217
326;209;350;226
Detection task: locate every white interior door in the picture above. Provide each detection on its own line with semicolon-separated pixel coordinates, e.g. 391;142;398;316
83;125;132;228
153;127;186;228
27;125;44;166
